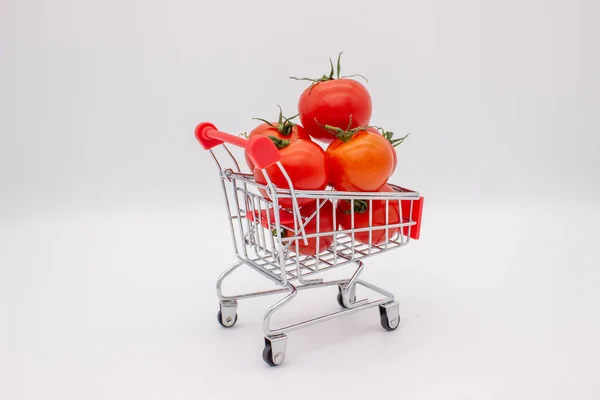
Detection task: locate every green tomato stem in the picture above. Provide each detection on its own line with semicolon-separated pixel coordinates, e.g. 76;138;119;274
268;135;290;149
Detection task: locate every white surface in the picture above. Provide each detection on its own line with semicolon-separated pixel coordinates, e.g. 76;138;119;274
2;0;600;398
1;197;599;399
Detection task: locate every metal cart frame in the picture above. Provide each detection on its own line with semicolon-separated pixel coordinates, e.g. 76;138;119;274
195;122;424;366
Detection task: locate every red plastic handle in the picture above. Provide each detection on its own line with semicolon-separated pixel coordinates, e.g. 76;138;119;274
195;122;281;169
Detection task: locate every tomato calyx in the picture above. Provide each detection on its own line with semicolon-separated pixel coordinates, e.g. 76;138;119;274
339;199;369;214
268;135;291;150
252;105;299;136
315;115;371;142
290;52;368;92
272;228;288;238
371;126;410;147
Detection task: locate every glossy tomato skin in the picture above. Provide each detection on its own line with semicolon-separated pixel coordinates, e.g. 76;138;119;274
366;127;397;175
285;200;336;256
325;130;394;192
245;123;310;170
298;79;372;143
337;184;400;245
254;139;328;209
250;122;310;142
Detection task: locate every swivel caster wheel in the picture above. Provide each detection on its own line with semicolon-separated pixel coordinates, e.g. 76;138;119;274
336;284;356;308
262;335;287;366
379;301;400;331
217;301;238;328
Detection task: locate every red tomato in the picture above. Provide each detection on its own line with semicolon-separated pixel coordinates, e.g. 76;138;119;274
249;122;309;142
283;200;336;256
298;79;372;143
325;129;394;192
337;184;401;245
254;139;328;209
292;53;372;143
245;108;311;170
366;127;409;176
366;127;396;174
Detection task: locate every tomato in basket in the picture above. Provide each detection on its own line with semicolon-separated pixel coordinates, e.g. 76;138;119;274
291;53;372;143
245;107;311;170
284;200;337;256
246;201;337;256
324;126;394;192
253;138;328;209
336;184;401;245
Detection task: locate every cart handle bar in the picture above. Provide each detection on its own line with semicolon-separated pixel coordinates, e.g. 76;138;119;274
195;122;281;169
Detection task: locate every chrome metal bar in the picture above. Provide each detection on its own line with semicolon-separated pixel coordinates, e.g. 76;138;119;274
262;170;287;286
332;198;338;267
315;199;321;271
368;198;373;255
398;197;404;244
350;198;356;261
278;221;415;240
222;144;241;173
264;197;277;254
242;257;290;286
409;198;414;240
276;161;307;244
263;283;298;336
228;173;420;199
231;179;249;259
254;195;267;252
225;287;292;301
385;198;390;249
216;261;244;301
264;279;395;336
356;279;395;299
346;261;365;292
240;190;256;250
209;152;241;259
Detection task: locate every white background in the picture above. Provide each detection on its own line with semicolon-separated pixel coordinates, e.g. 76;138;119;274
1;0;599;399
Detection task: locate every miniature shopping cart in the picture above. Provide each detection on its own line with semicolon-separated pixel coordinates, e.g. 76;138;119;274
195;122;424;366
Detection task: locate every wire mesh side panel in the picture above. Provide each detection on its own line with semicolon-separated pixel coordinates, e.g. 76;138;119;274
220;171;420;284
207;146;247;263
280;191;419;280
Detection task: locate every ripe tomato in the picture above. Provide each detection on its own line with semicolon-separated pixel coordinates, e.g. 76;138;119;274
325;129;394;192
292;53;372;143
366;126;409;176
298;79;372;143
253;139;328;209
249;122;309;142
366;127;397;174
337;184;401;245
245;108;311;170
283;200;336;256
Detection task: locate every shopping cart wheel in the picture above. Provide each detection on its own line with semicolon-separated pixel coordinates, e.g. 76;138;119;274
217;301;238;328
336;284;357;308
262;335;287;367
379;301;400;331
